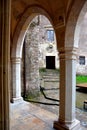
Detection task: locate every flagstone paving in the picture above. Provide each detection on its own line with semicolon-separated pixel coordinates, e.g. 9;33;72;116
10;101;87;130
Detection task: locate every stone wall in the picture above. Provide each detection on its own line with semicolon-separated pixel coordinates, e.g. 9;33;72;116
21;15;59;95
22;18;40;95
38;15;59;68
21;14;87;95
76;13;87;75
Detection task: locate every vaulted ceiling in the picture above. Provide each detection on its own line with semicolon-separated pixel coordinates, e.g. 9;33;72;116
11;0;72;37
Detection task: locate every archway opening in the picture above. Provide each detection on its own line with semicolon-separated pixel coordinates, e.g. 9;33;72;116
21;15;60;115
10;13;59;130
74;2;87;127
76;13;87;109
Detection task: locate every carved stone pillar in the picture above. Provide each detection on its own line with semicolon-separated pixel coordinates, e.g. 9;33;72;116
54;47;80;130
11;58;23;103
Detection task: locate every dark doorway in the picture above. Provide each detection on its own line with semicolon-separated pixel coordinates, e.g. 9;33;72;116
46;56;55;69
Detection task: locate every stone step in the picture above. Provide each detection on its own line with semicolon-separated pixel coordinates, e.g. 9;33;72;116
40;69;60;82
43;75;59;78
44;79;59;82
42;74;59;82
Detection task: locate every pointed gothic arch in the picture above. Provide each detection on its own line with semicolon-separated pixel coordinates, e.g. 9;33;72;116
65;0;86;49
11;6;54;102
11;6;53;58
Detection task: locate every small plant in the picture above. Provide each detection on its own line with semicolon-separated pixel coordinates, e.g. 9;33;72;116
39;68;46;73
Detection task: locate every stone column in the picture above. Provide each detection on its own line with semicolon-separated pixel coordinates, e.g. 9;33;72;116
54;48;80;130
11;57;23;103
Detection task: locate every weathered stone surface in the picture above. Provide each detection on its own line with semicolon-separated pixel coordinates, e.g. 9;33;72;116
24;20;40;94
76;13;87;75
21;12;87;96
21;15;59;94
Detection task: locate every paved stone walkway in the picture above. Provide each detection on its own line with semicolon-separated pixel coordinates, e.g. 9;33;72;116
10;101;57;130
10;70;87;130
10;101;87;130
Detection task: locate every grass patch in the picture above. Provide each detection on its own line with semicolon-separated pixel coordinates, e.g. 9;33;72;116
76;75;87;84
39;68;60;73
39;68;47;73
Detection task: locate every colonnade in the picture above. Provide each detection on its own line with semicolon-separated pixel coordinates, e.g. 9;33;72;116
11;47;80;130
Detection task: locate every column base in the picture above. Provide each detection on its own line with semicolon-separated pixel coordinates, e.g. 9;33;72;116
53;119;80;130
11;97;23;103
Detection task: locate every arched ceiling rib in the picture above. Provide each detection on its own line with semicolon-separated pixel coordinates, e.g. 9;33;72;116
11;0;72;36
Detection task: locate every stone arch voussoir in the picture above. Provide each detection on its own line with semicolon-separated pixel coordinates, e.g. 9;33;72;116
11;6;53;59
65;0;86;49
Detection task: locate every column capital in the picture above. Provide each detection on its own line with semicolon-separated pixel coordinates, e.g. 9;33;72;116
58;47;78;60
11;57;21;64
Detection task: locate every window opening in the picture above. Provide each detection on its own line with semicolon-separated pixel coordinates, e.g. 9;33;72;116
47;30;54;42
79;56;85;65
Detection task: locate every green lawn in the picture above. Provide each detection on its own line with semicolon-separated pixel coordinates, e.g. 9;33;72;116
76;75;87;84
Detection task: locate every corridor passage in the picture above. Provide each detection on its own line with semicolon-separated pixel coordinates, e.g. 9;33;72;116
10;101;57;130
10;101;87;130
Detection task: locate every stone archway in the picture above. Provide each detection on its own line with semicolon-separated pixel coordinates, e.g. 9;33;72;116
54;0;87;130
74;1;87;48
65;0;86;48
10;1;87;130
11;6;53;103
74;1;87;75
